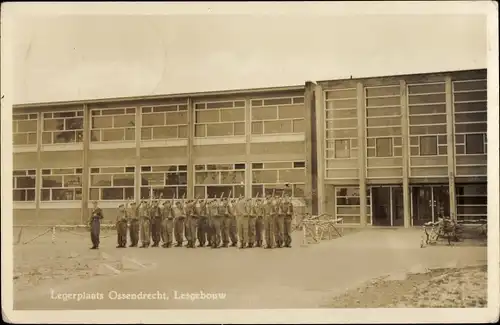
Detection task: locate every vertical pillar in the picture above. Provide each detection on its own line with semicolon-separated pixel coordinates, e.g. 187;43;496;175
314;84;326;216
445;76;457;221
304;81;315;215
81;104;90;224
400;80;411;228
35;111;42;220
134;105;141;203
187;97;194;199
357;82;367;226
245;97;252;199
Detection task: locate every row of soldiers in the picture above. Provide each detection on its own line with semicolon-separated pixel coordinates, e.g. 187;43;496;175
89;193;295;250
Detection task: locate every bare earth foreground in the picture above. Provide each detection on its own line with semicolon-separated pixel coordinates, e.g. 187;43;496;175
12;227;487;309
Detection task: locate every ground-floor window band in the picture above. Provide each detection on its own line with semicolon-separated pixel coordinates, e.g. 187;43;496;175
456;184;487;222
251;161;305;198
89;166;135;201
334;187;371;224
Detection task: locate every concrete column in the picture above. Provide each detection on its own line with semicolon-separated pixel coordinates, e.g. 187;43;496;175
445;77;457;221
357;82;367;226
314;84;326;216
82;104;90;224
35;111;42;220
400;80;411;228
134;105;141;203
304;81;315;215
245;97;252;199
187;97;194;199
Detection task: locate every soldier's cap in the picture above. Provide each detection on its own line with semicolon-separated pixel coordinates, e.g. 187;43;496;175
118;204;125;208
130;202;136;205
92;200;98;204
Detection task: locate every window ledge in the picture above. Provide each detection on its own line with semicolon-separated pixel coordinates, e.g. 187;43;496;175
41;143;83;152
141;139;188;148
250;134;305;143
39;201;82;209
13;202;36;209
193;136;246;146
13;146;37;153
89;141;135;150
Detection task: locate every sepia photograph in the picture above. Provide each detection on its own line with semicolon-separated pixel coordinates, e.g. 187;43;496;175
1;2;499;324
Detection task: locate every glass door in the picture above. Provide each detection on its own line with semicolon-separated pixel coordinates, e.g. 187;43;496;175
371;187;391;226
411;186;433;226
391;187;404;226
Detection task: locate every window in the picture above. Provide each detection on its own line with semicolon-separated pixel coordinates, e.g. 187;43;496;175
140;165;188;199
90;107;136;142
419;136;438;156
194;163;245;198
408;82;447;158
251;96;305;135
195;100;245;137
13;113;38;146
41;168;82;201
251;161;305;198
465;134;485;154
141;103;188;140
456;184;487;222
13;169;36;201
89;166;135;201
375;138;393;157
335;186;372;224
334;140;350;158
42;111;84;144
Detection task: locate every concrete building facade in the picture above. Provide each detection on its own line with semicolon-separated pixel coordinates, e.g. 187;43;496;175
12;69;488;227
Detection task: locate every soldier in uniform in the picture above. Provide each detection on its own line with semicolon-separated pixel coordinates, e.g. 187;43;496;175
227;198;238;247
274;195;285;248
209;198;222;248
173;200;186;247
247;197;258;248
128;201;140;247
264;195;276;249
283;195;294;248
161;199;174;248
150;199;162;247
138;200;151;248
183;199;195;248
196;199;209;247
236;197;250;249
186;198;202;248
220;197;232;248
116;204;128;248
254;197;264;247
89;200;103;249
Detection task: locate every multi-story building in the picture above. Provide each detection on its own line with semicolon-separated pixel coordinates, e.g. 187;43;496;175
12;68;487;227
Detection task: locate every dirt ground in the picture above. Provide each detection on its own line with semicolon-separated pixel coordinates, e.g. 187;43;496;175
11;226;488;309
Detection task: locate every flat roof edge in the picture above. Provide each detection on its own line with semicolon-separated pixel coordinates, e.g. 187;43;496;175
13;84;306;109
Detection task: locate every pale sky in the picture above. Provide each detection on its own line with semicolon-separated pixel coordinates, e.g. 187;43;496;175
11;13;487;105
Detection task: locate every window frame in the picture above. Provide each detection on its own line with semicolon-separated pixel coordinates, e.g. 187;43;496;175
334;186;372;225
251;160;305;198
90;107;136;143
89;166;136;201
140;164;188;199
140;103;188;141
194;163;246;198
194;100;246;138
40;167;83;201
13;113;39;146
42;110;84;145
13;169;37;202
250;96;305;135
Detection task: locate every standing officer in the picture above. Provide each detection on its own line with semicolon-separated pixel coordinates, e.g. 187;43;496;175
274;194;285;248
89;200;103;250
255;197;264;247
139;200;151;248
161;199;174;248
150;199;163;247
116;204;128;248
128;201;140;247
209;198;222;248
263;195;274;249
236;197;250;249
283;195;294;248
196;198;209;247
173;199;186;247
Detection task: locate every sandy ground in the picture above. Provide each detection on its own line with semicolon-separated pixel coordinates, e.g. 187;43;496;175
11;226;487;309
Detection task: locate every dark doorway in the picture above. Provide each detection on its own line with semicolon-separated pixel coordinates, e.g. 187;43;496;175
371;187;391;226
411;185;449;226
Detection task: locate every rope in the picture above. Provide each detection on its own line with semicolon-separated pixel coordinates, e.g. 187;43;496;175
22;228;51;245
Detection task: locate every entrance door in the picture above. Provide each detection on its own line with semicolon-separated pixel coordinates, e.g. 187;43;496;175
411;185;449;226
371;187;391;226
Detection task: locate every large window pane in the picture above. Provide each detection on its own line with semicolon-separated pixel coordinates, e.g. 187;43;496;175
465;134;485;154
376;138;393;157
102;188;124;200
335;139;350;158
420;136;438;156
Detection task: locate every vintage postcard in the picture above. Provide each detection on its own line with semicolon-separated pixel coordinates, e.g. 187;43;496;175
1;1;499;324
